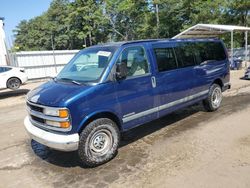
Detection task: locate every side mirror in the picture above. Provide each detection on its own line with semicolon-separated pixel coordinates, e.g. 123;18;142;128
116;62;127;80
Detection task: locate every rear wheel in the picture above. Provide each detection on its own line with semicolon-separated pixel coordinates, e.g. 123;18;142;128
7;77;21;90
78;118;120;167
203;83;222;112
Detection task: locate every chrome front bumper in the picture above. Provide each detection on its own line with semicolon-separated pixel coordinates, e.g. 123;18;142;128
24;116;79;151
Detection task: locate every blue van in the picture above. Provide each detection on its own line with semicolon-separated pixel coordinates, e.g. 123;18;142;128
25;38;230;167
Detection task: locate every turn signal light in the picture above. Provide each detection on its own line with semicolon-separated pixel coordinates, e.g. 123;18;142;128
46;120;70;129
59;109;69;118
60;121;70;128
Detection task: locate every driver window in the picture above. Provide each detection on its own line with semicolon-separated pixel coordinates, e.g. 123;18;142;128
117;46;149;77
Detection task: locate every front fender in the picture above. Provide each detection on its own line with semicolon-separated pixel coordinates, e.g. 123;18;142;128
77;110;122;133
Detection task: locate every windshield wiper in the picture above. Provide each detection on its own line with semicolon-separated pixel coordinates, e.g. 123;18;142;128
57;78;83;86
71;80;82;85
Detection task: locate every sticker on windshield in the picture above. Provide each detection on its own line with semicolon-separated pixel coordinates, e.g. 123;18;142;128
97;51;111;57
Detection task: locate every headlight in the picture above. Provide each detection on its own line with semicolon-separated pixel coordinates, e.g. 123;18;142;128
43;108;69;118
43;108;59;116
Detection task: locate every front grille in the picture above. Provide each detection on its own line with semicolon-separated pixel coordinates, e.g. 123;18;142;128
27;101;46;128
31;115;45;124
27;102;43;113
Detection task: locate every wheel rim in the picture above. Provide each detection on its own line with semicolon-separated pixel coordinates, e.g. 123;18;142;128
9;79;20;89
211;87;222;108
89;129;113;156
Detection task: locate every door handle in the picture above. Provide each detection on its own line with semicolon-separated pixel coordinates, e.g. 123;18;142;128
151;76;156;88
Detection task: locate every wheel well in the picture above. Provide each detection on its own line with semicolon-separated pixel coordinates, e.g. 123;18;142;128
79;112;122;133
213;79;223;89
6;77;22;87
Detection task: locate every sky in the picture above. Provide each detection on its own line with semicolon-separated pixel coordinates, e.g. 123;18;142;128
0;0;52;47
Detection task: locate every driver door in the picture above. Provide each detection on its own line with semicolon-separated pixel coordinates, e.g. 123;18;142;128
114;45;158;130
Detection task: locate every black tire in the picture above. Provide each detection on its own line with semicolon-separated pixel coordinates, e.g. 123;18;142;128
203;83;222;112
78;118;120;167
7;77;21;90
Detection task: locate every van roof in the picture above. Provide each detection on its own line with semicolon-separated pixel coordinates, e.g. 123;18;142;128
92;38;221;48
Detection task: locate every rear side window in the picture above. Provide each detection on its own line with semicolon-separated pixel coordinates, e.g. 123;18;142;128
152;41;226;71
175;43;196;68
154;48;178;72
192;42;226;64
208;42;226;61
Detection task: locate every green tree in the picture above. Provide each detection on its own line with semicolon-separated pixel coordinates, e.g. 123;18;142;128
13;0;250;51
14;15;51;51
46;0;71;49
223;0;250;46
65;0;110;47
14;0;71;51
156;0;186;38
13;20;30;51
104;0;149;41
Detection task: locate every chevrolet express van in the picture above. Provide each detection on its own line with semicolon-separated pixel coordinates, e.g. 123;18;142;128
25;38;230;167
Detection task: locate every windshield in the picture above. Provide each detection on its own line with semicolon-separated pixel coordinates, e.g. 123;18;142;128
57;46;117;83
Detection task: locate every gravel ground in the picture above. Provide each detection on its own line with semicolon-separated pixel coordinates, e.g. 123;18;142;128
0;70;250;188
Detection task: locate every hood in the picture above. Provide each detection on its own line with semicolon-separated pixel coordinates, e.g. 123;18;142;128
27;80;91;107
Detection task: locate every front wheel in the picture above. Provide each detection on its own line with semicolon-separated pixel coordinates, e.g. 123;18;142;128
78;118;120;167
203;83;222;112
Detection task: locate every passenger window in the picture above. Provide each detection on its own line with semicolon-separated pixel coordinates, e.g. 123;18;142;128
117;46;149;77
192;43;209;64
175;43;196;68
154;48;178;72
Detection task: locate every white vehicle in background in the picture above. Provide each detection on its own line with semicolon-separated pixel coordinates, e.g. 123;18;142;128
0;66;28;90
